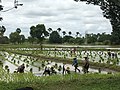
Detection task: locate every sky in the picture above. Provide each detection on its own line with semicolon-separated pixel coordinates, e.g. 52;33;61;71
0;0;112;38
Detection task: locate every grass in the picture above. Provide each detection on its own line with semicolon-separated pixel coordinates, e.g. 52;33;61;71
0;45;120;89
0;64;120;90
0;73;120;90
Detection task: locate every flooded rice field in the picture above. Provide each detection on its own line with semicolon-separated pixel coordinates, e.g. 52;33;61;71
0;50;118;76
11;47;120;66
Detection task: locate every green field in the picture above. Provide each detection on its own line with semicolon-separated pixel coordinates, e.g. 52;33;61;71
0;44;120;90
0;71;120;90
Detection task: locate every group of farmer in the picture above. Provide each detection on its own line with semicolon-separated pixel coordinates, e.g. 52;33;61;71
17;48;117;75
42;56;89;75
16;56;89;75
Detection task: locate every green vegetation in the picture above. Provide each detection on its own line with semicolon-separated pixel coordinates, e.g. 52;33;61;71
1;0;120;45
30;24;49;49
75;0;120;45
1;0;120;89
0;25;118;45
2;45;119;71
9;28;25;44
0;45;120;90
49;31;62;44
0;65;120;90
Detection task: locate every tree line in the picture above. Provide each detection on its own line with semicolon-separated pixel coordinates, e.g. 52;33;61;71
1;0;120;45
0;24;115;45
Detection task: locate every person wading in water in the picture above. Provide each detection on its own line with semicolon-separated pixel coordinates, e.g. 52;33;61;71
72;57;80;73
83;57;89;73
17;64;25;73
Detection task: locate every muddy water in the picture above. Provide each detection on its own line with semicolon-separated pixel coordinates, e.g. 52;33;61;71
7;47;120;65
0;51;117;76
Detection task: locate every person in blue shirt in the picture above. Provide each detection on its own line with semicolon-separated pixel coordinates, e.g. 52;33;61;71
72;57;80;72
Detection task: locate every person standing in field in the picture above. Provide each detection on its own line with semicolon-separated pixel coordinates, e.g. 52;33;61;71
43;66;51;76
72;57;80;72
107;49;111;58
83;57;89;73
62;63;66;75
66;67;70;74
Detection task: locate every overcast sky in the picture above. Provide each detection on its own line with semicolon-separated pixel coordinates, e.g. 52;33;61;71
0;0;112;38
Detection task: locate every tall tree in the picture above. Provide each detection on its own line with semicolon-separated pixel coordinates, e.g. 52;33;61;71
30;26;36;38
74;0;120;44
49;31;62;44
20;35;25;44
9;32;20;44
16;28;21;34
0;26;6;37
30;24;49;49
62;31;66;37
0;26;9;44
48;28;52;34
57;28;61;33
9;28;24;44
0;5;3;21
48;28;52;36
0;5;3;11
76;32;79;37
68;31;72;36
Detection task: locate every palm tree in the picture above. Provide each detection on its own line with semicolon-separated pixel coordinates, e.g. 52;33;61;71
48;28;52;33
68;31;72;36
16;28;21;34
76;32;79;37
0;5;3;21
0;26;6;37
57;28;61;33
62;31;66;37
30;24;49;50
0;17;3;21
0;5;3;11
